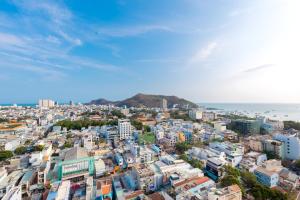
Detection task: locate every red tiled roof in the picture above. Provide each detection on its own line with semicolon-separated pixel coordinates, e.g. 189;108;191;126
174;176;210;188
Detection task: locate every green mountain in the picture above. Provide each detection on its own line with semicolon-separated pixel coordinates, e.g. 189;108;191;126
88;93;198;108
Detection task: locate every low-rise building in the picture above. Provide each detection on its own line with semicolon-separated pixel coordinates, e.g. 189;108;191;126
262;139;284;158
2;186;22;200
20;170;36;198
95;177;112;200
254;167;279;188
38;161;50;185
57;147;95;182
175;176;215;200
0;171;24;199
208;184;242;200
205;158;226;181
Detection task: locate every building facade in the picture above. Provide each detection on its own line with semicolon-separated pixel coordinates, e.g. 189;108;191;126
118;119;132;140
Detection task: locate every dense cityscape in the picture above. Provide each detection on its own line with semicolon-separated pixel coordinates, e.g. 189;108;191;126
0;97;299;200
1;0;300;199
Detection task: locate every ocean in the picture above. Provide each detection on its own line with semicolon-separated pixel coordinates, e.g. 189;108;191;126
199;103;300;122
1;103;300;122
0;104;36;107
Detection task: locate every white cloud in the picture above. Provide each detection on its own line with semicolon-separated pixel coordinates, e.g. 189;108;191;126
189;42;218;64
46;35;61;44
0;32;24;46
12;0;72;24
57;30;82;46
243;64;275;73
0;1;125;79
135;58;181;63
97;25;172;37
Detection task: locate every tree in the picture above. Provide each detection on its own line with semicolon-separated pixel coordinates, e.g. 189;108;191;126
143;125;151;132
189;158;203;169
295;159;300;168
131;120;143;130
56;119;116;130
63;141;73;148
179;154;203;169
66;133;72;139
220;175;240;187
284;121;300;130
34;145;44;152
111;110;126;118
24;140;32;145
175;142;191;154
224;165;240;177
14;146;27;155
264;150;279;160
0;118;8;123
241;171;257;188
0;150;13;161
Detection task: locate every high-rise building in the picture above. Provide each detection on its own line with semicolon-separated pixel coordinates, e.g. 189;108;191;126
161;98;167;110
38;99;55;108
69;100;74;106
229;119;261;135
118;119;132;140
83;134;93;151
121;108;130;116
189;109;203;120
273;132;300;160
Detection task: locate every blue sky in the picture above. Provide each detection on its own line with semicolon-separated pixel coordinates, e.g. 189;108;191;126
0;0;300;103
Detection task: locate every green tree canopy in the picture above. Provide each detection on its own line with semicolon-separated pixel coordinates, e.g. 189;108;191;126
34;145;44;152
220;175;240;187
14;146;27;155
0;150;13;161
175;142;191;154
131;120;143;130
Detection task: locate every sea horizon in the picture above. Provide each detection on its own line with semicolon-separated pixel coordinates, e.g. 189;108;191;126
1;102;300;121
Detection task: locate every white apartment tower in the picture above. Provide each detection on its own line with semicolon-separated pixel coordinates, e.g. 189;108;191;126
162;98;168;110
83;134;93;151
38;99;55;108
118;119;132;140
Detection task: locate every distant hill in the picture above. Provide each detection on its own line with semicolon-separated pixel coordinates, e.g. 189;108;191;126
89;98;115;105
87;93;198;108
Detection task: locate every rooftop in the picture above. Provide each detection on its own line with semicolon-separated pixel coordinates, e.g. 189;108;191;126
64;147;88;161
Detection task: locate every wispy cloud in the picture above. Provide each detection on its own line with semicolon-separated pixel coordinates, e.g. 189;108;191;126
97;25;172;37
188;42;218;64
135;58;181;63
12;0;72;24
0;32;24;46
0;1;124;80
243;64;275;73
228;8;250;17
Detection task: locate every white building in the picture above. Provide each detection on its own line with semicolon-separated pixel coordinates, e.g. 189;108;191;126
209;142;244;167
95;159;106;177
29;152;43;167
57;180;71;200
5;139;21;151
83;134;93;151
154;129;164;140
273;132;300;160
214;122;227;132
38;161;50;185
189;109;203;120
202;112;216;121
162;98;168;111
121;108;130;116
2;187;21;200
38;99;55;108
118;119;132;140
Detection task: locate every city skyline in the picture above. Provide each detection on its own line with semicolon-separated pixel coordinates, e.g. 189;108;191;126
1;0;300;103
